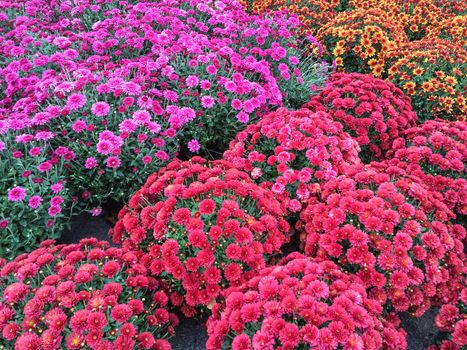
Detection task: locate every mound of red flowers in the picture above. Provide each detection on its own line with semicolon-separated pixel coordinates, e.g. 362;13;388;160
0;238;177;350
429;289;467;349
110;157;290;316
206;253;407;350
387;119;467;216
224;107;361;212
297;165;465;317
304;72;418;162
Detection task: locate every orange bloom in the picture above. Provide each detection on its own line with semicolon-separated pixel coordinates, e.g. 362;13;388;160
413;67;424;75
386;39;467;121
317;8;407;76
403;82;416;90
444;76;458;85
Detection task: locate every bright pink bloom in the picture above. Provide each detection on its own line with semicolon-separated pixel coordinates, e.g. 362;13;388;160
28;196;43;209
85;157;98;169
106;157;121;169
188;139;201;153
8;187;27;202
67;93;87;110
201;96;215;109
91;102;110;117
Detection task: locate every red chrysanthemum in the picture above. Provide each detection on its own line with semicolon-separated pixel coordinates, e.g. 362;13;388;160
430;289;467;349
386;119;467;216
224;107;361;212
0;239;177;349
207;254;407;350
304;72;418;162
110;157;290;316
297;164;465;316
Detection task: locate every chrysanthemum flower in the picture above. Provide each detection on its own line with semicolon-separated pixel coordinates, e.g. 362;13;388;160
7;187;27;202
225;107;361;211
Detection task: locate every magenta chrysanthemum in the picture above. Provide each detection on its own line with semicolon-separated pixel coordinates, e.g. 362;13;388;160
7;187;27;202
91;101;110;117
201;95;215;109
66;93;87;110
106;156;121;169
187;139;201;153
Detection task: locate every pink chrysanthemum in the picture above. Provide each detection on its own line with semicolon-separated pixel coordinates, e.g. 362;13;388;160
187;139;201;153
66;93;87;111
231;99;242;111
38;161;53;172
96;140;113;155
85;157;98;169
106;156;121;169
185;75;199;88
236;112;249;123
122;82;142;96
201;96;215;109
28;195;43;209
7;187;27;202
90;207;102;216
91;102;110;117
51;182;63;193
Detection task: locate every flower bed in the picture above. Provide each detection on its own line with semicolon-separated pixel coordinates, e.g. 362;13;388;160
387;120;467;216
0;0;466;348
207;253;407;350
249;0;340;35
42;59;180;206
0;0;327;247
430;289;467;349
385;39;467;121
316;8;407;76
0;238;177;349
427;16;467;48
110;157;290;316
0;129;73;260
1;0;327;153
348;0;448;41
297;165;465;316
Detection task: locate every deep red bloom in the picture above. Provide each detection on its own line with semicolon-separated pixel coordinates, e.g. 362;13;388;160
199;199;216;215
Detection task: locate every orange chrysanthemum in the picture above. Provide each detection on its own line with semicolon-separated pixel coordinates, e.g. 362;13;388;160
385;39;467;121
249;0;343;35
427;16;467;48
316;8;408;77
350;0;459;39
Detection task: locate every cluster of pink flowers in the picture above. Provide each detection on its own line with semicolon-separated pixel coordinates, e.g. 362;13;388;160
0;128;72;259
224;107;361;212
304;73;418;162
0;238;177;350
0;0;326;152
110;157;290;316
387;119;467;216
297;164;465;316
47;66;179;204
428;289;467;349
207;253;407;350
